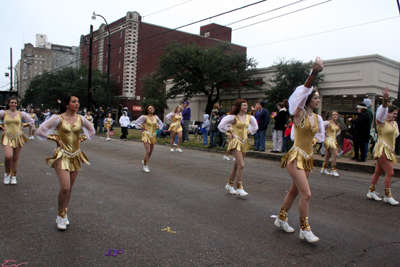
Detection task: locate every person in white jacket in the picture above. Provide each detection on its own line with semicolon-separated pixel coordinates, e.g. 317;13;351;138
119;111;130;141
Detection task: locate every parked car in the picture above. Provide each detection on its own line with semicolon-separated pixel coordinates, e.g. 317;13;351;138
188;120;202;133
128;121;142;129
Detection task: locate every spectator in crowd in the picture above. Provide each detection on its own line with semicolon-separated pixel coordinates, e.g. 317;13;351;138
282;99;289;152
43;109;51;121
363;98;374;159
209;108;220;148
119;111;130;141
348;103;370;162
98;107;105;133
272;102;287;153
284;116;294;152
201;114;210;147
336;114;347;156
93;109;99;133
182;101;191;142
253;101;270;152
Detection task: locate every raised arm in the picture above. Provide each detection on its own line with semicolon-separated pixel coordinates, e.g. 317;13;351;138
376;87;389;124
36;115;60;141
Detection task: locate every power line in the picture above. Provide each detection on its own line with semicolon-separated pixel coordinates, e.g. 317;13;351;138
233;0;332;31
143;0;194;18
249;16;400;48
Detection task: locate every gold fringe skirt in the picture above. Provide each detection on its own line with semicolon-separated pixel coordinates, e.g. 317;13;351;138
1;132;28;148
227;138;250;153
46;147;90;171
168;123;182;133
281;147;314;171
323;137;339;151
141;131;157;145
373;142;397;163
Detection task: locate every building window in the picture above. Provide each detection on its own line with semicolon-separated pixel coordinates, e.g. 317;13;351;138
119;47;121;53
105;64;107;71
84;47;86;52
94;42;97;48
118;61;121;68
120;31;122;38
331;99;342;108
35;60;38;64
35;54;38;58
40;55;42;58
343;99;353;108
322;97;331;108
118;75;120;83
94;55;96;61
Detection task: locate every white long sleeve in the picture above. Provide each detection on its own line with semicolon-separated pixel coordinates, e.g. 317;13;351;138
36;115;61;141
218;115;235;133
155;115;163;129
20;111;35;126
165;112;175;121
315;115;325;143
119;116;130;127
248;116;258;135
80;116;96;140
288;85;314;115
376;105;388;123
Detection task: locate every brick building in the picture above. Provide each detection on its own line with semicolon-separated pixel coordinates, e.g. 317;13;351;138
80;11;246;119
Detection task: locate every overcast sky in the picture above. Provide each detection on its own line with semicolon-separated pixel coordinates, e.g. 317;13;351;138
1;0;399;91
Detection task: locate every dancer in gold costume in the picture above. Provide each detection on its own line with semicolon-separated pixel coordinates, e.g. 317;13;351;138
37;94;95;230
104;112;113;141
367;87;399;205
28;108;38;139
275;57;325;243
133;105;163;173
1;97;35;185
321;111;341;176
85;111;94;126
218;99;258;196
166;106;183;152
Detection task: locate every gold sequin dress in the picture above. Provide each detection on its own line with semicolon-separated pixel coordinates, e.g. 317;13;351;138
46;115;90;171
374;121;398;163
86;115;94;126
281;114;319;171
1;111;31;148
226;115;252;153
168;114;183;133
104;118;113;129
323;121;339;151
140;116;158;145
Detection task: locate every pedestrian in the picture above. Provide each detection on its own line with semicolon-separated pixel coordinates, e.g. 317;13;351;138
320;111;341;176
104;112;114;141
218;99;258;196
275;57;324;243
209;109;220;148
271;102;287;153
367;87;399;205
348;103;370;162
98;107;105;133
28;108;38;139
93;109;99;133
182;101;191;142
201;114;210;147
254;101;270;152
36;93;95;230
284;116;294;152
44;109;51;121
133;105;163;173
1;97;35;185
119;111;130;141
166;106;183;152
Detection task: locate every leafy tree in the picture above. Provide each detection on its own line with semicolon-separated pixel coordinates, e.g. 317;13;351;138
21;65;119;111
154;42;261;114
265;58;324;113
140;74;169;117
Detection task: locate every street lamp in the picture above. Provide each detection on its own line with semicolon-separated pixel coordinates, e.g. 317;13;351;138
92;12;111;109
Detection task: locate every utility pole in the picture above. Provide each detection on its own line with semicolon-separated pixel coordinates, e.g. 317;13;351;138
10;48;13;91
88;25;93;111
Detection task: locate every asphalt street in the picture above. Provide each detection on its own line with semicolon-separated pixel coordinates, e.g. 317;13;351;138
0;132;399;266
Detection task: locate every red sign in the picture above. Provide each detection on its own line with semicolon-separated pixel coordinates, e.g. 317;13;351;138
132;106;142;111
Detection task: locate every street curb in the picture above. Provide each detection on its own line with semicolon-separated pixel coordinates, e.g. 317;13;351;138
100;135;400;177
